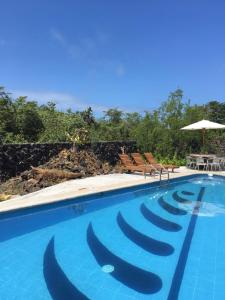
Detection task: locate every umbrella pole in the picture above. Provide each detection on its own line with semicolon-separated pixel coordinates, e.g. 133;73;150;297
202;128;205;147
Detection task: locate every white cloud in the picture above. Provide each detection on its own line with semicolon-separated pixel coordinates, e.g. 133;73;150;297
11;89;157;114
88;59;126;79
11;89;109;112
50;28;126;78
50;29;66;46
50;28;98;60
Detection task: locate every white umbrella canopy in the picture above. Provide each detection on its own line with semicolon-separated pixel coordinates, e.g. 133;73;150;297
181;119;225;130
181;119;225;146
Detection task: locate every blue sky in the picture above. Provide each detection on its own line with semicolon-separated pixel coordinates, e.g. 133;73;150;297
1;0;225;114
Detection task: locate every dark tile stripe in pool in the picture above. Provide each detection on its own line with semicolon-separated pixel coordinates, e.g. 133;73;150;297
43;237;89;300
167;186;206;300
140;203;182;232
117;212;174;256
87;223;162;294
181;191;194;196
158;196;187;215
172;191;192;204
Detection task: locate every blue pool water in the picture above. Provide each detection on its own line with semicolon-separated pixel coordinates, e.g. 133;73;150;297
0;174;225;299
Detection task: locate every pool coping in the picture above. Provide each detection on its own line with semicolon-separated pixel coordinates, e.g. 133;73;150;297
0;172;224;217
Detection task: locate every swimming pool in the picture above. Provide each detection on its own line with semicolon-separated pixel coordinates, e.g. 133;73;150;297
0;174;225;299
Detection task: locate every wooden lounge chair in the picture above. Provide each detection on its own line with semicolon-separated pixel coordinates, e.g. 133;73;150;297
131;153;165;174
144;152;178;172
118;154;155;177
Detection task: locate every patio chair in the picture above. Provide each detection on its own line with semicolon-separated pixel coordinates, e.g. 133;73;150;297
186;156;196;169
195;157;207;170
207;157;222;171
144;152;178;172
118;154;155;177
219;157;225;170
131;153;167;174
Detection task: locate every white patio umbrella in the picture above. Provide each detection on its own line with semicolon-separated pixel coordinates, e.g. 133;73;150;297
181;119;225;146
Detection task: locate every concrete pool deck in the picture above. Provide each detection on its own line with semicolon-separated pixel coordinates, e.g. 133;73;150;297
1;167;225;213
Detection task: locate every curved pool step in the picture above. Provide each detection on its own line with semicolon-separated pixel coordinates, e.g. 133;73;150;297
172;191;192;204
181;191;194;196
117;212;174;256
43;237;89;300
158;196;187;215
87;223;162;294
140;203;182;232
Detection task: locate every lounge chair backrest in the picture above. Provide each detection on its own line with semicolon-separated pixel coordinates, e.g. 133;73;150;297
144;152;157;164
119;154;134;166
131;153;146;165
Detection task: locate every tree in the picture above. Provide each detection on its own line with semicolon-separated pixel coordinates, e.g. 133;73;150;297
206;101;225;123
104;108;123;124
1;86;225;162
80;107;96;126
0;87;16;137
14;97;44;141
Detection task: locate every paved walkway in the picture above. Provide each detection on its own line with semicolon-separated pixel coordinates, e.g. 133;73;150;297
0;167;225;213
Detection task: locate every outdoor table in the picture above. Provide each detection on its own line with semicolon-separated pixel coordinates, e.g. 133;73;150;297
187;154;225;170
189;154;216;158
189;154;216;163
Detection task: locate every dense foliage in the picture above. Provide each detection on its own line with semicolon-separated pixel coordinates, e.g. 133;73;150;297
1;87;225;164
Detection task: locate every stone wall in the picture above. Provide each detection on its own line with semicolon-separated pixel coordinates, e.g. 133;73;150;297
0;141;136;181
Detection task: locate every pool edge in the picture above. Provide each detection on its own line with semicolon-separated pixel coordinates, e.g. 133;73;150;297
0;173;224;217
